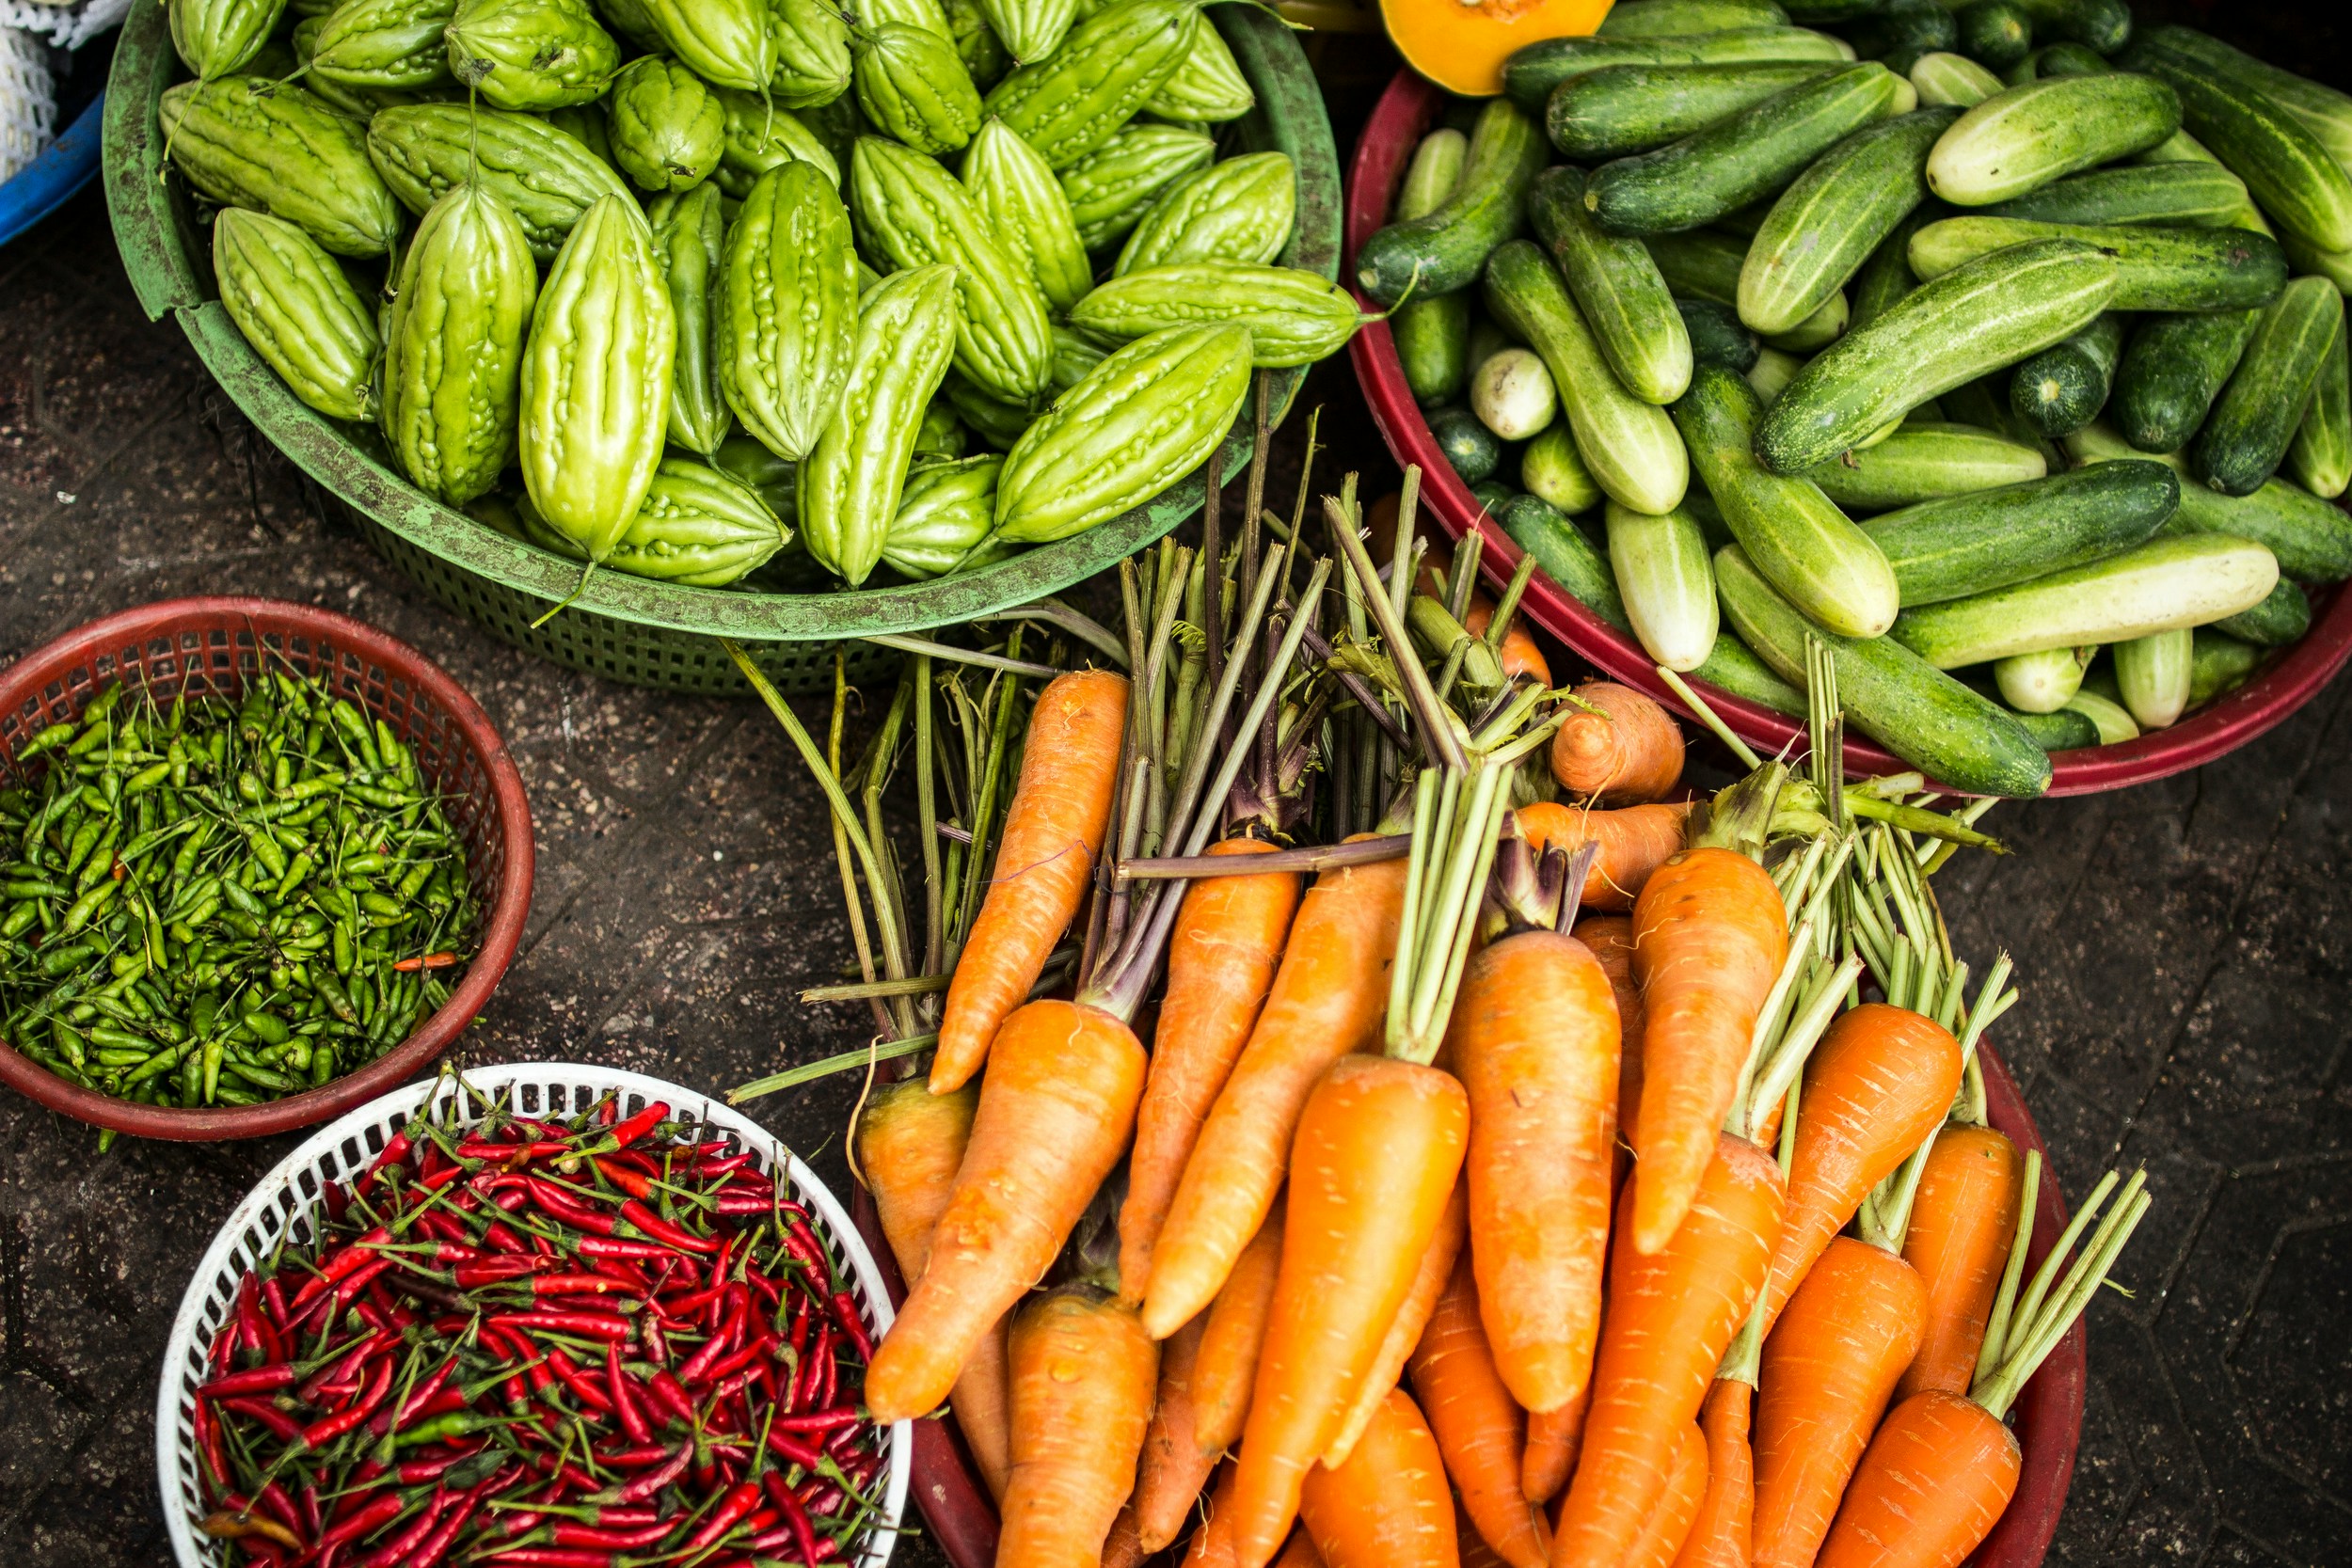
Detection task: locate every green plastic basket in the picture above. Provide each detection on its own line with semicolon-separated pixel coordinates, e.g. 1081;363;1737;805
103;6;1341;693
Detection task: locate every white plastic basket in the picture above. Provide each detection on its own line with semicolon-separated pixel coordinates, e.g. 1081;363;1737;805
154;1063;912;1568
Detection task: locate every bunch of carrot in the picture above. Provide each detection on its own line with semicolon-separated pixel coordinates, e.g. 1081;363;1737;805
747;448;2145;1568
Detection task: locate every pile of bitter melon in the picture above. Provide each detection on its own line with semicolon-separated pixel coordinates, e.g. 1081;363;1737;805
161;0;1353;591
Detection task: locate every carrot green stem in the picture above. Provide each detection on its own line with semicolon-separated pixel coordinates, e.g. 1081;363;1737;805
1115;834;1409;881
728;1034;935;1104
803;974;951;1003
1742;952;1863;1144
1972;1149;2044;1384
1327;486;1467;772
972;597;1130;668
1656;665;1763;770
859;632;1057;679
1974;1164;2149;1421
1483;554;1539;657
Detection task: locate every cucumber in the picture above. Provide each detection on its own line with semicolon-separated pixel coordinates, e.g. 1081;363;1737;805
1806;420;2049;510
1715;543;2054;794
2007;42;2101;84
1469;317;1513;370
2195;276;2345;496
1499;491;1630;628
2127;26;2352;182
1527;166;1693;404
1471;479;1518;515
1924;74;2179;207
2008;313;2124;438
2061;686;2138;743
1394;293;1473;406
1859;458;2175;602
2123;42;2352;253
1429;405;1502;483
2280;230;2352;293
1850;199;1945;329
1545;63;1846;160
1674;363;1899;635
2010;0;2128;55
1984;162;2250;228
1764;288;1847;353
1886;532;2280;666
1951;2;2031;71
1397;129;1468;223
1845;0;1957;62
1711;199;1775;240
2004;703;2100;749
2110;309;2261;453
1908;217;2285;313
1607;500;1721;669
1740;108;1959;336
1600;0;1796;40
2069;420;2352;580
1911;51;2004;107
1692;629;1809;715
1783;0;1884;23
1522;423;1604;514
1755;237;2117;472
1994;645;2089;711
1940;372;2063;467
1678;297;1761;371
1583;64;1904;238
1356;99;1547;308
2188;628;2263;706
1485;240;1691;515
1470;347;1559;440
1749;344;1804;404
2288;309;2350;499
2211;577;2311;645
1502;26;1856;111
1647;230;1851;350
2113;626;2192;728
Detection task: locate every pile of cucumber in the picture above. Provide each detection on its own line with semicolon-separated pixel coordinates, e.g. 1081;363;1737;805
1358;0;2352;797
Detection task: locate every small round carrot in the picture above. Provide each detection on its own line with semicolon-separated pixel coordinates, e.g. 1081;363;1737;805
1751;1238;1929;1568
1194;1207;1286;1459
1551;1134;1786;1568
1760;1005;1963;1331
1897;1125;2024;1402
1616;1420;1709;1568
1143;847;1412;1339
1572;913;1645;1154
1520;1382;1589;1505
1523;801;1694;913
1121;838;1304;1304
1629;847;1788;1254
866;999;1148;1423
1298;1387;1461;1568
1551;682;1685;805
1407;1254;1549;1568
1136;1315;1219;1553
1323;1180;1468;1467
1813;1389;2020;1568
1671;1380;1754;1568
1229;1055;1470;1568
1449;926;1619;1414
998;1287;1161;1568
932;669;1129;1093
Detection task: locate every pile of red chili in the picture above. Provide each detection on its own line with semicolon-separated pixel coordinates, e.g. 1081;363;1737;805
188;1088;888;1568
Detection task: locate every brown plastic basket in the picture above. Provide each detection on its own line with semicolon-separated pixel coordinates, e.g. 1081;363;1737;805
0;597;533;1140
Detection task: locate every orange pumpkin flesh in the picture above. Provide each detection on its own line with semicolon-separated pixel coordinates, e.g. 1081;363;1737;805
1380;0;1616;98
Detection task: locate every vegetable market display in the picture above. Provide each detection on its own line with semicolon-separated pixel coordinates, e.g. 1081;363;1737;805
184;1085;894;1568
1355;0;2352;797
0;669;477;1127
156;0;1360;598
731;441;2148;1568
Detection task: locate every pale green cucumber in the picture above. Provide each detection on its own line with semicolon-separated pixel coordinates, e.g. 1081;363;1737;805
1924;74;2180;206
1984;161;2249;227
1397;128;1468;222
1748;344;1804;404
1471;348;1558;440
1522;422;1604;514
1740;108;1959;337
2068;420;2352;581
1395;293;1472;406
2280;230;2352;293
1607;500;1721;669
1910;52;2003;108
2196;275;2344;496
1860;457;2175;603
2063;686;2138;742
1647;229;1849;350
1528;166;1692;404
2287;309;2350;500
1994;645;2090;712
1908;217;2286;311
1805;420;2047;510
2127;26;2352;173
2113;626;2192;728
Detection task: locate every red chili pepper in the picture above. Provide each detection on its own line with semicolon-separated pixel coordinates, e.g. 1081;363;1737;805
349;1489;444;1568
314;1490;405;1553
386;1355;459;1429
764;1427;827;1471
393;1448;481;1485
760;1469;827;1568
491;1309;635;1342
462;1551;612;1568
589;1339;649;1445
677;1303;746;1387
550;1520;674;1548
699;1334;772;1388
483;1218;529;1254
645;1369;699;1428
588;1157;655;1201
543;1346;615;1413
684;1481;763;1551
597;1443;691;1505
199;1363;298;1400
710;1189;786;1216
771;1406;860;1433
405;1490;481;1568
666;1279;728;1319
638;1311;671;1365
590;1445;671;1468
292;1228;391;1307
297;1354;395;1449
459;1138;572;1163
353;1131;413;1201
453;1256;547;1289
614;1199;716;1256
605;1101;673;1150
574;1235;673;1263
524;1272;640;1298
220;1396;303;1444
299;1327;396;1404
527;1177;618;1235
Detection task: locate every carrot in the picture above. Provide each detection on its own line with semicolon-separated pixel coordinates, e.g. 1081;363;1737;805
997;1288;1161;1568
1194;1207;1285;1459
1551;1133;1786;1568
1184;1465;1241;1568
1520;1382;1588;1505
1297;1387;1460;1568
1523;801;1694;913
931;669;1129;1093
1275;1530;1329;1568
1671;1380;1754;1568
1760;1004;1962;1331
1121;838;1304;1303
1814;1389;2020;1568
1322;1180;1468;1466
1617;1420;1709;1568
1229;1055;1470;1568
1136;1315;1219;1553
1751;1238;1929;1568
1449;925;1619;1414
865;1000;1148;1422
1407;1254;1549;1568
1897;1125;2024;1402
951;1317;1013;1500
1629;847;1789;1254
1408;539;1552;687
1457;1496;1514;1568
1104;1504;1146;1568
1572;913;1645;1151
1141;847;1411;1338
1551;682;1685;805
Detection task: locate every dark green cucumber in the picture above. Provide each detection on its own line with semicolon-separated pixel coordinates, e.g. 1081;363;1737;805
1583;64;1903;238
1545;63;1845;160
1844;0;1956;62
1678;296;1761;371
2288;309;2350;500
1498;491;1630;628
1430;406;1503;483
1599;0;1798;40
1952;1;2032;71
2011;0;2129;54
2003;704;2100;750
1356;98;1546;307
2110;309;2261;453
1783;0;1886;22
2123;40;2352;253
2129;25;2352;173
2212;577;2311;645
2008;312;2124;437
1859;458;2176;603
1692;628;1809;716
1394;293;1472;406
1502;26;1855;111
1940;372;2064;468
2194;276;2344;496
1849;199;1945;330
1470;479;1518;515
1740;107;1958;336
1528;166;1693;404
2007;41;2104;82
1984;162;2250;228
1804;420;2048;509
2188;628;2263;705
1908;217;2285;312
2070;420;2352;581
1715;542;2054;795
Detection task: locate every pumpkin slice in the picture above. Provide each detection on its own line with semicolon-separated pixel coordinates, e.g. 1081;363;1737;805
1381;0;1614;98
